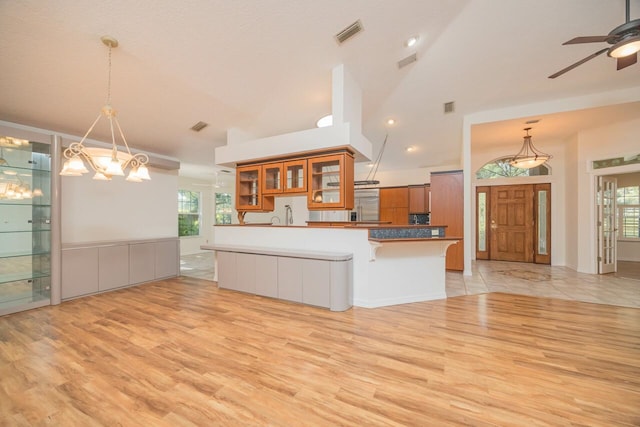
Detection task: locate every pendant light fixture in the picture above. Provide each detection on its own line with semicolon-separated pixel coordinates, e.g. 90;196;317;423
60;36;150;182
509;127;552;169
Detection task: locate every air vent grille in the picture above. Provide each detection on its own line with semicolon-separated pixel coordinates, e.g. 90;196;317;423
397;53;417;69
443;101;455;114
335;20;364;44
190;121;208;132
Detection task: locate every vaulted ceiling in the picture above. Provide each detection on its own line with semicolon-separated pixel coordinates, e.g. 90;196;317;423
1;0;639;180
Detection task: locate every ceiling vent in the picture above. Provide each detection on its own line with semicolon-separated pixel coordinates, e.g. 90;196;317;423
335;20;364;44
397;53;417;69
190;121;208;132
443;101;455;114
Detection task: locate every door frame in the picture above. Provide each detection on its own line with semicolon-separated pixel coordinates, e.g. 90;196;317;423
476;184;551;264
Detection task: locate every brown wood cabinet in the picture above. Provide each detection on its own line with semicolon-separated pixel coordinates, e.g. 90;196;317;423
430;170;463;271
235;149;353;216
408;184;430;214
379;187;409;225
261;159;307;195
307;152;354;210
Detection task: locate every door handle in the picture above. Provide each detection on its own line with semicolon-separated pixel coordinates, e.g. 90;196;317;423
490;219;497;229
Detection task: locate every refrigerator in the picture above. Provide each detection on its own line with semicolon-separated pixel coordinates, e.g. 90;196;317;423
351;188;380;221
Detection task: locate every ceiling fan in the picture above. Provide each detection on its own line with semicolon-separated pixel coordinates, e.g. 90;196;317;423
549;0;640;78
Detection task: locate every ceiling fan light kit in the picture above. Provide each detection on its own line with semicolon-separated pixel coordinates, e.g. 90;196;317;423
60;35;151;182
549;0;639;78
608;35;640;57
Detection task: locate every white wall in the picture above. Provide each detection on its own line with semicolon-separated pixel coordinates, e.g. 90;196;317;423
243;194;309;226
564;134;579;270
355;164;461;187
61;167;178;243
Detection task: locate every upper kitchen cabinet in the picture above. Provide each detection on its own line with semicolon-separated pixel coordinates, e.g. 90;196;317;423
380;187;409;225
262;159;307;195
409;184;430;214
307;152;354;210
236;165;274;211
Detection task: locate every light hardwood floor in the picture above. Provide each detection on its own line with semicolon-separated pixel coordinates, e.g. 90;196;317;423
1;276;639;426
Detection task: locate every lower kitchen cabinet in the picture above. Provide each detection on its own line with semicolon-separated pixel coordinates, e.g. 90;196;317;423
216;251;237;291
302;259;331;308
277;257;303;303
236;253;257;294
255;255;278;298
214;247;353;311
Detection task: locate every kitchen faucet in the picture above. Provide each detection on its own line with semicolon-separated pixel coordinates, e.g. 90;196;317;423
285;205;293;226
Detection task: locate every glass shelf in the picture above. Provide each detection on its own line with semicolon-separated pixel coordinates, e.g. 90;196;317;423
0;250;51;259
0;202;51;207
0;229;51;234
0;271;50;286
0;164;50;173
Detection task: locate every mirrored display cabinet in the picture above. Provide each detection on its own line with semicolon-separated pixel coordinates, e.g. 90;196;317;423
0;135;52;314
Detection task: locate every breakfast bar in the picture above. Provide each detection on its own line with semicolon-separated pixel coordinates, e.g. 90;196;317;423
203;224;460;309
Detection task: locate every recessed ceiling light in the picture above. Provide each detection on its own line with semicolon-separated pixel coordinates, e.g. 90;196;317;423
367;162;374;168
316;114;333;128
405;36;418;47
387;118;395;125
405;146;415;152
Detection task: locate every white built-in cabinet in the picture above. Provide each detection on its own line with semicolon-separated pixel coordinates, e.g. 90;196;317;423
61;238;179;300
212;246;353;311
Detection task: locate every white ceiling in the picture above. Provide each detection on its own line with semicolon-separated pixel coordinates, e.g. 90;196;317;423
1;0;639;181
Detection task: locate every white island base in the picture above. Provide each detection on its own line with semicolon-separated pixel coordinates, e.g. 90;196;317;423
206;225;458;309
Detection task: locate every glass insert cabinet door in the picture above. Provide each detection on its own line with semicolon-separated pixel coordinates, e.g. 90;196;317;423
0;136;52;314
283;160;306;193
307;153;354;210
262;162;283;194
236;165;263;210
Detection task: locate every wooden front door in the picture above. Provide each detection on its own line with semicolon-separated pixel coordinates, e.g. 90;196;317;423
490;185;534;262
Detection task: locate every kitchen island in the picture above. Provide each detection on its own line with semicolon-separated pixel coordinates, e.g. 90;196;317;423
203;224;459;309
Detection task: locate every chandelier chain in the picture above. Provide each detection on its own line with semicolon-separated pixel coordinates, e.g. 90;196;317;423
106;44;112;105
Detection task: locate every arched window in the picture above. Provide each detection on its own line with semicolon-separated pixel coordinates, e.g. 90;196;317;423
476;157;550;179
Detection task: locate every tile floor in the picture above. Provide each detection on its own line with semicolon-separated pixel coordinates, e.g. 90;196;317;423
181;252;640;309
446;259;640;308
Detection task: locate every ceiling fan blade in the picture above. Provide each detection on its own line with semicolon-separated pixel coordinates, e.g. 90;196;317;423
617;52;638;70
548;48;608;79
563;35;612;45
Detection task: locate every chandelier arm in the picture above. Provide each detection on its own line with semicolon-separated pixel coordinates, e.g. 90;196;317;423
525;139;551;158
64;113;103;159
112;116;134;157
107;115;119;159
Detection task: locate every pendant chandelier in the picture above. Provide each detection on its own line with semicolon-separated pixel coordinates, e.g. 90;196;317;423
509;127;552;169
60;36;150;182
